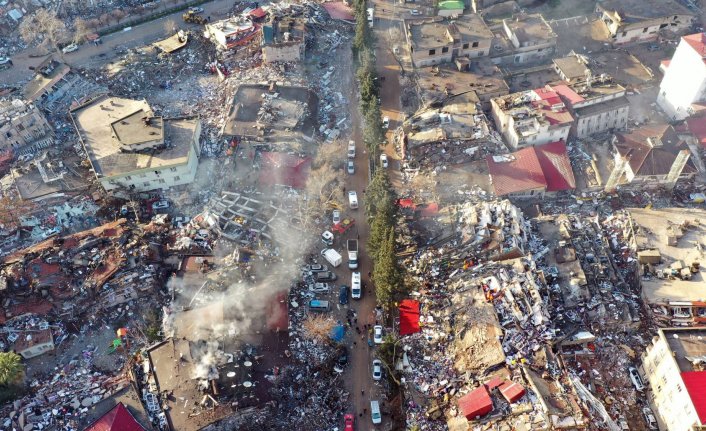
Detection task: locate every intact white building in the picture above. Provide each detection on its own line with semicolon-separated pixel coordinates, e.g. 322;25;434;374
71;95;201;193
657;33;706;121
491;86;573;149
641;328;706;431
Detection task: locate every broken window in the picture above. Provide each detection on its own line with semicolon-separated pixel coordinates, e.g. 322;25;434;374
622;31;627;37
429;49;436;55
174;176;181;181
642;27;648;33
472;41;478;48
170;167;177;172
442;47;448;53
125;175;132;180
158;179;166;184
463;43;469;49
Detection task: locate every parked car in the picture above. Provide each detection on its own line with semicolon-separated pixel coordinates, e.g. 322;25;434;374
380;153;389;168
372;359;382;381
335;347;349;373
410;9;421;15
347;159;355;174
189;6;204;13
628;367;644;391
373;325;383;344
348;191;358;209
371;400;382;424
339;285;349;305
333;210;341;225
344;413;355;431
314;271;337;282
382;116;390;129
308;282;330;293
303;263;328;273
62;43;79;53
0;57;12;69
152;200;170;210
642;407;658;429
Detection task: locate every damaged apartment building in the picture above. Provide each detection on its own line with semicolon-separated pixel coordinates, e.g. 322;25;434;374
71;95;201;193
625;207;706;326
489;14;557;66
0;98;53;155
597;0;694;45
262;14;308;63
404;14;493;68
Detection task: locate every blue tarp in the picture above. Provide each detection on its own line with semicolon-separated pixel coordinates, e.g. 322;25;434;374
330;324;345;342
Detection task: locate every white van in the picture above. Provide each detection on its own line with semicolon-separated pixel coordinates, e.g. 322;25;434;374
348;140;356;158
370;400;382;424
348;191;358;209
351;271;362;299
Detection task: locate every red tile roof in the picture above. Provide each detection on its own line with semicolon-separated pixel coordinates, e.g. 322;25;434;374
486;141;575;195
552;84;585;107
686;116;706;147
535;141;576;192
498;380;526;403
683;33;706;64
530;86;574;126
84;403;147;431
486;147;546;196
681;371;706;424
457;386;493;420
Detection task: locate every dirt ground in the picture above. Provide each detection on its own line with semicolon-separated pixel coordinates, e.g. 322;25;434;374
529;0;597;20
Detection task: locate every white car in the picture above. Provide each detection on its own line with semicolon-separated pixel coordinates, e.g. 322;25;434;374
628;367;644;391
348;191;358;209
189;6;204;13
153;200;170;210
373;325;383;344
642;407;658;429
380;153;389;168
62;44;79;54
308;282;330;293
382;116;390;129
347;160;355;175
372;359;382;381
410;9;421;15
333;210;341;225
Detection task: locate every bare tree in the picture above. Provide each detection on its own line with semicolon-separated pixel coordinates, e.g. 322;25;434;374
19;9;68;54
87;19;101;31
164;19;177;34
312;139;345;170
111;9;126;24
72;17;90;45
99;13;111;26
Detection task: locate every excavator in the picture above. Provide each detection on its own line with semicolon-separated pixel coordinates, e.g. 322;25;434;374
183;10;207;25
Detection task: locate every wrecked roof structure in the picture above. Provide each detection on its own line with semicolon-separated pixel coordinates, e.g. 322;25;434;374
0;98;53;153
597;0;694;44
83;402;147;431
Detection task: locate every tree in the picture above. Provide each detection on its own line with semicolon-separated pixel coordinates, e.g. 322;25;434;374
373;227;403;310
19;9;68;54
368;208;391;261
73;17;90;45
111;9;126;24
365;170;394;217
100;13;111;26
0;352;23;386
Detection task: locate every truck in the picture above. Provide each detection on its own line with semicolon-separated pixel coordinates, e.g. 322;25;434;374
347;239;359;269
321;248;343;267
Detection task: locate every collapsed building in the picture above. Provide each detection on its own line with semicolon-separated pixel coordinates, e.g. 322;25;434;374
262;15;308;63
489;14;557;66
205;16;262;50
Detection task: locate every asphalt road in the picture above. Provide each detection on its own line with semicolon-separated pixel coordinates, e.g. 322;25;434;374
0;0;234;86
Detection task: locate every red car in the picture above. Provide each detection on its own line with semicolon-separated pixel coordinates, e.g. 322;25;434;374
344;413;355;430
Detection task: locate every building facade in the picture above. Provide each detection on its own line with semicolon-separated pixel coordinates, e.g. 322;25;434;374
13;329;55;359
490;14;557;66
641;328;706;431
405;14;493;67
597;0;694;45
0;99;53;153
657;33;706;121
71;95;201;193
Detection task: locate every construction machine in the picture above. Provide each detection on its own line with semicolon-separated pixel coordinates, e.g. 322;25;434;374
183;10;207;25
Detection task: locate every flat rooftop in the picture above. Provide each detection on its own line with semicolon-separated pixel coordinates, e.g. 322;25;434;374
630;207;706;304
110;110;164;147
504;15;555;44
23;61;71;102
663;328;706;372
408;19;452;50
597;0;692;22
450;14;494;42
553;56;588;81
71;95;198;178
408;15;493;50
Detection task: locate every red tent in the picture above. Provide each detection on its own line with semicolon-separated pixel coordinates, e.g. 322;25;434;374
498;380;526;403
457;386;492;420
398;299;421;336
84;403;146;431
